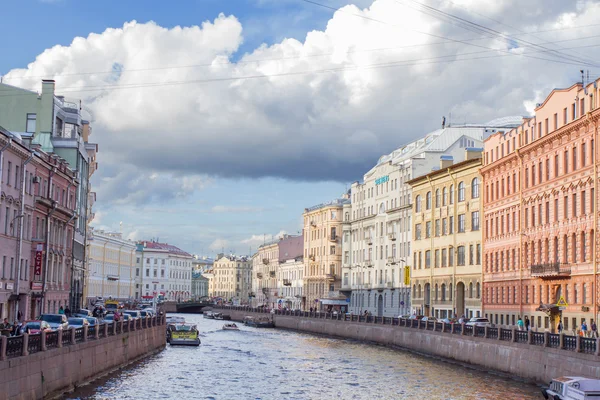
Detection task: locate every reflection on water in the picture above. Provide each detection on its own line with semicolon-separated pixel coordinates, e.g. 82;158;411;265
68;314;540;400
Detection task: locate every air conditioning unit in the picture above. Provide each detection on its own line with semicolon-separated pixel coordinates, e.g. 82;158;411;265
32;176;41;184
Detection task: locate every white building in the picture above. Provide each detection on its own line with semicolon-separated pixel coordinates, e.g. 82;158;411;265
135;241;193;302
277;257;304;310
86;229;136;305
342;119;522;317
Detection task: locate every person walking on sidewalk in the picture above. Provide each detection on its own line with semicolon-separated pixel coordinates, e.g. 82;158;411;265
581;320;588;337
557;319;563;334
524;316;530;331
591;320;598;338
517;317;524;331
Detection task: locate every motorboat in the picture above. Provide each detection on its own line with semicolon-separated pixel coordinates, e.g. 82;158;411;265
167;323;200;346
203;311;215;319
214;313;231;320
244;316;274;328
542;376;600;399
166;316;186;324
222;323;239;331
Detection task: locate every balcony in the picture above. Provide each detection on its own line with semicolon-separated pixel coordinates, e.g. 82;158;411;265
327;290;341;298
366;237;373;245
325;274;337;281
388;233;396;241
269;271;276;278
387;257;396;265
530;263;571;278
256;272;263;279
262;258;269;265
328;235;338;242
310;221;317;227
283;279;292;286
309;254;315;262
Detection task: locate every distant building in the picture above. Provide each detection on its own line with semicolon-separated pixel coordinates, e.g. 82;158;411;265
192;256;214;273
277;257;304;310
86;229;137;305
212;255;252;304
408;150;483;319
135;241;193;302
191;271;209;300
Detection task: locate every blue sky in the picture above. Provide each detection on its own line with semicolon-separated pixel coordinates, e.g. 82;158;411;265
2;0;596;256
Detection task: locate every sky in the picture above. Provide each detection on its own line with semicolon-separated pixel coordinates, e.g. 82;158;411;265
1;0;600;256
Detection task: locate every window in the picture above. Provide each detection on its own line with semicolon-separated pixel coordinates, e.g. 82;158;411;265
415;195;421;212
573;193;577;217
564;150;569;174
426;192;432;210
425;250;431;268
457;246;465;266
582;143;587;167
564;196;568;219
415;224;422;240
435;219;440;237
441;248;447;267
449;216;454;234
6;161;11;186
458;182;465;202
458;214;465;233
449;185;454;204
448;247;454;267
471;211;479;231
26;113;36;133
442;218;447;235
469;244;474;265
442;187;447;206
435;249;440;267
425;221;431;238
582;191;586;215
476;244;481;265
573;146;577;170
471;177;479;199
435;189;440;208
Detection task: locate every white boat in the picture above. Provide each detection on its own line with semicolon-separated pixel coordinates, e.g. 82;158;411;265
166;316;186;324
542;376;600;399
222;323;239;331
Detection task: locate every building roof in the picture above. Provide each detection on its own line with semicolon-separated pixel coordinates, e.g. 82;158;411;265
304;198;350;213
140;241;192;257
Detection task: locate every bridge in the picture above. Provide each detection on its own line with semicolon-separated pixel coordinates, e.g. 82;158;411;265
171;301;213;313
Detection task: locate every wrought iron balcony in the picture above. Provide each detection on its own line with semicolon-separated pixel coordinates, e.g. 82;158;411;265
325;273;337;281
262;258;269;265
328;235;338;242
530;262;571;278
256;272;263;279
269;271;276;278
283;279;292;286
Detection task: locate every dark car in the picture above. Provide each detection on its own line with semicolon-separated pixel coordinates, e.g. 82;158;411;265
67;317;90;328
39;314;69;330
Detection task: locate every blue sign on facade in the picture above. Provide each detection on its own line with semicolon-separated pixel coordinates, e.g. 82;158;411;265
375;175;389;185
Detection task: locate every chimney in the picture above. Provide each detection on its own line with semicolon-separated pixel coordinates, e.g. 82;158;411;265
41;79;55;96
465;148;483;161
440;155;453;169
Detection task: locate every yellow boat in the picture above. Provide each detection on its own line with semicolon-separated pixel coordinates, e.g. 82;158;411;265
167;324;200;346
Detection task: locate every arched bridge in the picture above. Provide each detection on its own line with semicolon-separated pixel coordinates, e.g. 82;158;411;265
175;301;213;313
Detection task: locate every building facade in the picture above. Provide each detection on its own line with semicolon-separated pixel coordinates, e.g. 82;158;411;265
303;200;346;311
86;229;136;305
482;80;600;332
212;255;252;304
135;241;193;302
191;271;209;300
0;80;98;311
277;257;304;310
408;152;483;319
341;123;520;317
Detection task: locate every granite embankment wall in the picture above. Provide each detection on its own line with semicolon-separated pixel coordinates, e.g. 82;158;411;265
220;309;600;384
0;319;166;400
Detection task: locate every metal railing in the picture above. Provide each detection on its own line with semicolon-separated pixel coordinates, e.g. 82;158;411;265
530;262;571;277
212;305;600;357
0;316;165;360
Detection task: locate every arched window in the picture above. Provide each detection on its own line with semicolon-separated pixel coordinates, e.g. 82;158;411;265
379;203;385;214
458;181;465;202
426;191;432;210
442;187;447;206
415;195;422;212
435;189;440;208
469;282;473;298
471;177;480;198
583;283;587;304
476;282;481;299
435;283;439;300
449;185;454;204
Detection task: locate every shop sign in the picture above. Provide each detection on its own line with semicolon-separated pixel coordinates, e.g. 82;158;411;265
31;282;43;291
34;244;44;276
6;282;14;290
375;175;389;185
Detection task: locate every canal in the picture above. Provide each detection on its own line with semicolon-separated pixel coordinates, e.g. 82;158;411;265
68;313;541;399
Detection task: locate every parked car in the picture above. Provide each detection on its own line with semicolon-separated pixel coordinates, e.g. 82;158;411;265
122;310;141;320
20;320;52;335
74;309;92;317
39;314;69;330
67;318;90;328
139;310;152;319
104;313;132;323
465;317;491;327
408;315;424;320
142;308;155;316
84;317;99;326
440;318;455;324
421;316;437;322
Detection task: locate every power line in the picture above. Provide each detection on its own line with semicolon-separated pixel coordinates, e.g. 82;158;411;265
1;41;599;97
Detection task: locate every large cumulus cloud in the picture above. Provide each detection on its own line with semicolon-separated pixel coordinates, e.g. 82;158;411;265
3;1;600;205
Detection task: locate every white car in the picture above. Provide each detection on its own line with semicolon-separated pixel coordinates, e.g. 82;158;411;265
465;317;491;327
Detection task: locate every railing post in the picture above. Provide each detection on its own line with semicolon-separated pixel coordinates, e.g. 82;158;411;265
559;333;564;349
70;327;76;345
41;330;47;351
544;332;549;347
120;319;124;334
112;321;117;335
528;331;533;344
497;328;502;341
84;326;89;342
21;333;29;356
104;323;109;337
95;324;100;340
132;319;136;331
0;336;6;360
576;335;582;353
512;328;517;342
57;329;63;348
484;326;489;338
461;323;465;335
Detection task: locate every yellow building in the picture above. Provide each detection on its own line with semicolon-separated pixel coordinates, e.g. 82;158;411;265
303;197;348;311
212;255;252;304
408;150;483;319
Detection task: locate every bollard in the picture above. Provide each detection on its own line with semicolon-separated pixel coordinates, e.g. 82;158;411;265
132;319;136;331
104;323;109;338
70;327;76;345
41;330;47;351
22;333;29;356
120;319;124;334
559;333;564;349
0;336;6;360
83;325;89;342
112;321;117;335
497;327;502;341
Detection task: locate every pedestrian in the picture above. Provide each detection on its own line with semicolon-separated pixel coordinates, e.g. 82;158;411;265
557;319;563;334
524;316;530;331
591;320;598;338
458;315;465;324
58;306;64;315
17;311;22;322
581;320;588;337
114;309;121;322
517;317;524;331
64;306;71;317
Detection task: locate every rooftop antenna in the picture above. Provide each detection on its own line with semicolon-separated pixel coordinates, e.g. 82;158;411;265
448;112;452;128
581;70;585;86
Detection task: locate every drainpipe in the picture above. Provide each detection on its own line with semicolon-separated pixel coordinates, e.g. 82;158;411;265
593;118;598;324
516;147;524;319
446;169;458;317
14;152;35;321
40;203;57;314
427;176;435;317
0;139;12;196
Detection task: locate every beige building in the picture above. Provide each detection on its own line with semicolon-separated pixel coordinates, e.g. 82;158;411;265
408;151;483;319
212;255;252;304
277;257;304;310
303;198;347;311
86;229;137;305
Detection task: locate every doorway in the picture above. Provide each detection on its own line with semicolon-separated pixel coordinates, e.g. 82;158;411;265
456;282;465;318
377;295;383;317
424;283;431;316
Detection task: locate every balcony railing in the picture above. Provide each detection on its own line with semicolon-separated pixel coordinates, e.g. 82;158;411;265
530;263;571;278
262;258;269;265
328;235;338;242
269;271;276;278
283;279;292;286
325;274;337;281
256;273;263;279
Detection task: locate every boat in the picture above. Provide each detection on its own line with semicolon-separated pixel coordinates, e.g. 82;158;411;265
244;316;274;328
542;376;600;399
222;323;239;331
214;312;230;320
203;311;215;319
167;323;200;346
166;316;186;324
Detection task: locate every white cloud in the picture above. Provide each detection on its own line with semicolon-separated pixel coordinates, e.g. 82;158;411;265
241;230;288;245
209;238;230;252
4;1;600;205
210;205;266;213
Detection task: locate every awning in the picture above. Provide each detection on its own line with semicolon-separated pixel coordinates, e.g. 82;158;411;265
319;299;348;305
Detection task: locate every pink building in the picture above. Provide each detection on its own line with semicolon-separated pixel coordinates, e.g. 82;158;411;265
482;79;600;333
